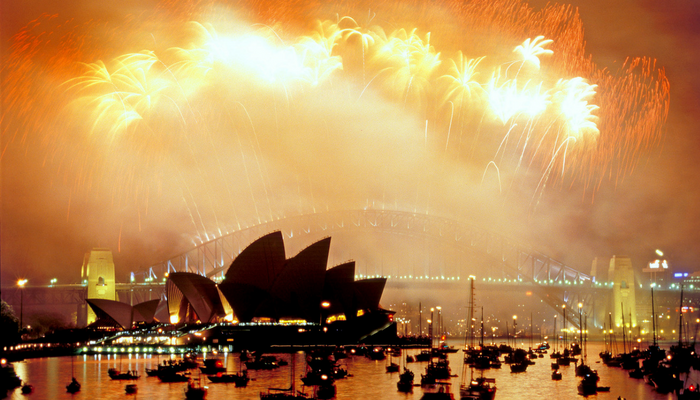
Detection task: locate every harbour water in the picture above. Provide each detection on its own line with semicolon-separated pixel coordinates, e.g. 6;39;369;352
5;341;697;399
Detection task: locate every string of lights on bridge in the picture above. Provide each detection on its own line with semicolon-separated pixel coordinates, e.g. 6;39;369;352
25;277;693;290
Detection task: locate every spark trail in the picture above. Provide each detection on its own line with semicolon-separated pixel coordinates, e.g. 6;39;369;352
1;0;669;262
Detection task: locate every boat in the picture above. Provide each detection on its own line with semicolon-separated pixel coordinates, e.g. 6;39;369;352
420;382;455;399
368;346;386;360
246;355;282;370
648;364;683;394
628;366;644;379
458;282;497;400
260;389;309;399
670;286;695;372
147;361;189;377
185;378;208;400
66;353;81;393
425;359;452;379
460;376;496;400
199;358;227;374
678;383;700;400
437;341;459;354
260;353;308;400
421;371;437;386
551;370;562;380
108;368;140;380
158;371;191;382
509;361;527;373
207;371;250;387
313;380;336;400
577;371;599;396
21;384;34;394
385;346;400;372
415;350;432;362
397;368;415;392
125;383;138;394
386;362;400;372
148;357;197;376
575;363;594;377
66;377;81;393
301;351;348;386
182;353;200;369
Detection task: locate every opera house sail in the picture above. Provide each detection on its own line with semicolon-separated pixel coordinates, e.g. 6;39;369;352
168;232;395;344
84;231;394;345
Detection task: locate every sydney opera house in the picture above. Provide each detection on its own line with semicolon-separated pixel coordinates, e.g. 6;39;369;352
87;232;395;345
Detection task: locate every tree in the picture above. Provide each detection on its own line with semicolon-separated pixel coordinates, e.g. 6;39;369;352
0;300;20;346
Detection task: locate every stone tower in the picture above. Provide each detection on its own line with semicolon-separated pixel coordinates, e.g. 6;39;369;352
609;255;637;329
82;248;117;325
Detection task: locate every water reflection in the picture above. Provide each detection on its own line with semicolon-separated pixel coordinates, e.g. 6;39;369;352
7;342;696;399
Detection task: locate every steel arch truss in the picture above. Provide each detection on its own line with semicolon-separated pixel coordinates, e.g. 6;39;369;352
139;210;592;285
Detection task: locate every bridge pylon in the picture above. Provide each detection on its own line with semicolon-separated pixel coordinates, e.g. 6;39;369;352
81;248;117;325
609;255;637;329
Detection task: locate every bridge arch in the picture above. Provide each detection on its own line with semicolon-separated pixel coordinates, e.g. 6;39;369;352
138;209;592;288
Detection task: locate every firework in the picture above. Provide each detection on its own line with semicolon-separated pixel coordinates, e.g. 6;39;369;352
1;0;670;253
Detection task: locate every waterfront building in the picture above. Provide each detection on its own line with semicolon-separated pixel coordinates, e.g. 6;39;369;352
83;232;394;345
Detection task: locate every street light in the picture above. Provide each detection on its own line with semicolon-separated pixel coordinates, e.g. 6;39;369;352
17;279;28;330
320;301;331;326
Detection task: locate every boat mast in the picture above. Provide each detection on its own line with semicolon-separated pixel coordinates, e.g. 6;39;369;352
584;314;588;365
505;321;509;348
291;352;296;394
679;285;685;347
419;302;422;339
480;307;485;348
651;287;657;347
554;315;557;353
562;305;566;351
621;302;626;354
530;312;533;350
467;277;475;349
608;312;617;355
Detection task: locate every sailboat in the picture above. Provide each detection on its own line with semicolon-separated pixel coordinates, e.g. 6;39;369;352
108;353;140;380
260;353;309;399
575;313;608;395
669;285;694;372
185;374;208;400
397;366;415;392
459;280;497;400
66;353;80;393
386;349;400;373
66;377;81;394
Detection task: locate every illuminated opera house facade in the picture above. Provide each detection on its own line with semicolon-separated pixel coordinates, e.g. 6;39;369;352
87;232;395;344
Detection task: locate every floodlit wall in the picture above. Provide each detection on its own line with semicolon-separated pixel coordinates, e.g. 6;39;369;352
83;248;116;325
609;255;637;329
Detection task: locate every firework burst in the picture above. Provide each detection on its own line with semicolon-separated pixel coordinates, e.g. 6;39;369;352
1;0;669;254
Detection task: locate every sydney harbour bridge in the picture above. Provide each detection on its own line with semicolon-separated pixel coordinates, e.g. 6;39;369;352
2;209;693;337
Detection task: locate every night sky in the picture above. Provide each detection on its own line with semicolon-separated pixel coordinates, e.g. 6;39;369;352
1;0;698;287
